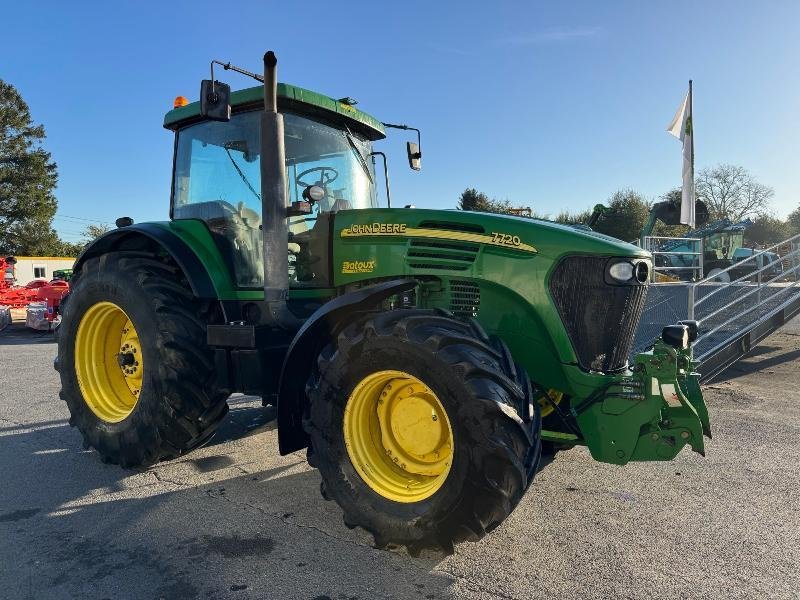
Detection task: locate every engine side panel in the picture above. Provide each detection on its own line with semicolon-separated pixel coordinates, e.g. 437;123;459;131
331;208;650;399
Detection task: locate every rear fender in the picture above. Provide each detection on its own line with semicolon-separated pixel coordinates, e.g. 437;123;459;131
74;224;217;299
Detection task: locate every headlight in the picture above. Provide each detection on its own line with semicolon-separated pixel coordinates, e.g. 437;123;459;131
608;261;634;282
635;261;649;283
605;258;650;285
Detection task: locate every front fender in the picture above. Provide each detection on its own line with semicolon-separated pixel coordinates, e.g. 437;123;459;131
276;279;417;455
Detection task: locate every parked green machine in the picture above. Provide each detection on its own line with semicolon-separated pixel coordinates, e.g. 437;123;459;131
56;51;710;553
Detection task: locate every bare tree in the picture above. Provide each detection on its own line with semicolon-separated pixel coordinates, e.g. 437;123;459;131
81;222;111;243
695;164;773;222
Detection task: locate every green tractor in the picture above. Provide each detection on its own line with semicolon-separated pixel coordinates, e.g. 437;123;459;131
56;51;710;553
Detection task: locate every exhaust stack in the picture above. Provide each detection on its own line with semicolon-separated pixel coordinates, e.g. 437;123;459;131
260;51;301;330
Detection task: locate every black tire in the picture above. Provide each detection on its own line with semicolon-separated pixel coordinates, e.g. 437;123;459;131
304;309;541;554
56;251;229;467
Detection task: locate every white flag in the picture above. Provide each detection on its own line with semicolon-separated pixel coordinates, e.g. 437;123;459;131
666;88;695;227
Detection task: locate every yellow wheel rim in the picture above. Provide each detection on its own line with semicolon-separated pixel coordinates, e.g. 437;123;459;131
539;389;564;418
343;370;454;503
74;301;143;423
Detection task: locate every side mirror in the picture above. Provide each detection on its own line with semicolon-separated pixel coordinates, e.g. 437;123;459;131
200;79;231;122
407;142;422;171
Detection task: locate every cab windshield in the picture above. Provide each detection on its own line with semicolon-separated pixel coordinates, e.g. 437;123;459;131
172;110;378;288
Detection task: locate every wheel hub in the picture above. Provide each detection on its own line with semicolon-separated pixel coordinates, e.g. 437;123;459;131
376;382;451;476
539;388;564;418
343;370;454;503
74;301;143;423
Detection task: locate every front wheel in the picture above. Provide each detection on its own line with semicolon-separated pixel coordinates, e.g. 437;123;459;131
304;309;541;554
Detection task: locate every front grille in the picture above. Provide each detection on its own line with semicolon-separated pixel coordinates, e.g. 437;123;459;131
549;256;648;371
449;280;481;319
406;240;479;271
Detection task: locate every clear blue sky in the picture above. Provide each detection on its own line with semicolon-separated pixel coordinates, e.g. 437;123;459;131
4;1;799;242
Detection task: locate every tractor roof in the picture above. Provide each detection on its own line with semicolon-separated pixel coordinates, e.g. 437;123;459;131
163;83;386;140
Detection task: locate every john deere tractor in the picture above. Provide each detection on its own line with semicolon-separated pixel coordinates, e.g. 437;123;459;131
56;51;710;553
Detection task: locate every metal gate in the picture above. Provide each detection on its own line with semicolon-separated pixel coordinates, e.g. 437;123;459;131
633;233;800;380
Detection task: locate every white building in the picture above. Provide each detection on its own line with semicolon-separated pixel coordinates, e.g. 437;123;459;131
9;256;75;284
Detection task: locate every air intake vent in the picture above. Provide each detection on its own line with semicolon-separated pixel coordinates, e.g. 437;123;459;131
406;240;479;271
450;280;481;319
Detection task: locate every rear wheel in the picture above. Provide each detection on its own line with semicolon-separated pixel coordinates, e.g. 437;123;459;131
56;252;229;467
305;309;541;554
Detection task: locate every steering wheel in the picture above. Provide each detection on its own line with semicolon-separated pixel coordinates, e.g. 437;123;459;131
296;166;338;188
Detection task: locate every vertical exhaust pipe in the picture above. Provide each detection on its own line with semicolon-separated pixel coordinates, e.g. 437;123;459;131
260;51;300;330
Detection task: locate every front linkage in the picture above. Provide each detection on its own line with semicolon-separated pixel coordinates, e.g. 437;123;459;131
574;322;712;465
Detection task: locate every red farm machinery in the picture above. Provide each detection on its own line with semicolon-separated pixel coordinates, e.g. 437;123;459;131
0;256;70;330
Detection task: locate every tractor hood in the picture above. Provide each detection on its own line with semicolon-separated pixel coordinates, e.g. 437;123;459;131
334;208;650;266
333;207;652;381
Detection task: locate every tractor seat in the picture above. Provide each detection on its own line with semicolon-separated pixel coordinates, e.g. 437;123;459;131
237;202;261;230
174;200;262;286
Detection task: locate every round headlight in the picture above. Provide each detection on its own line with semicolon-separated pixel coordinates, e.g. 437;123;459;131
635;261;649;283
608;261;634;282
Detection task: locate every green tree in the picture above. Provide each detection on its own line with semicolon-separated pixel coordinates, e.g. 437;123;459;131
458;188;492;212
457;188;534;217
744;215;790;247
592;189;651;242
788;205;800;236
7;221;82;256
553;208;592;225
0;79;63;255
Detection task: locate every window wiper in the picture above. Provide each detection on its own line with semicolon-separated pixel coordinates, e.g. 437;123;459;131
344;126;373;185
224;145;261;202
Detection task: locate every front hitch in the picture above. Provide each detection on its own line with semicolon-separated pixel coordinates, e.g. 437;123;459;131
574;326;711;465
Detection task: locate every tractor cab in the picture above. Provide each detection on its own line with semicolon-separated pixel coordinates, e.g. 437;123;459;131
166;84;388;290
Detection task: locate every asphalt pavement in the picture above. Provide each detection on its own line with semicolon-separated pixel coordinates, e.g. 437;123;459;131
1;322;798;600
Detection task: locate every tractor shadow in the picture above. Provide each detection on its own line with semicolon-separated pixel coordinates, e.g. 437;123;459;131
203;395;278;449
1;411;455;600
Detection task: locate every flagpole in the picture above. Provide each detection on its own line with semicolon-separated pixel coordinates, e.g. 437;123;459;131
689;79;694;198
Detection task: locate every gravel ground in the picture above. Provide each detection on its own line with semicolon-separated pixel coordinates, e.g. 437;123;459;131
1;322;798;600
